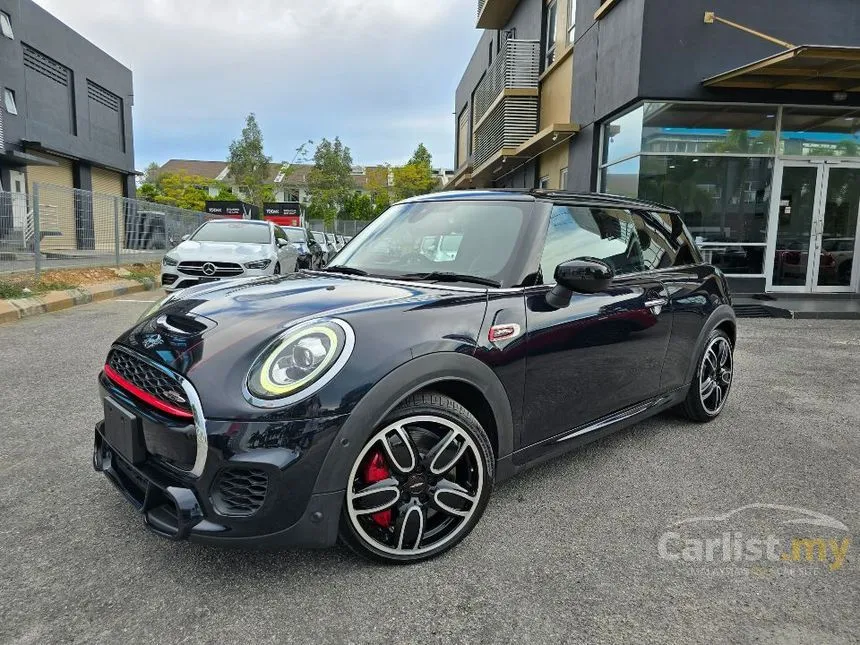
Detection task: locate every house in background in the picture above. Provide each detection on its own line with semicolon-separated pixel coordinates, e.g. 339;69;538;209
157;160;451;204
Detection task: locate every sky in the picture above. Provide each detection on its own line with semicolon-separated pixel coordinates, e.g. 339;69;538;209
32;0;481;170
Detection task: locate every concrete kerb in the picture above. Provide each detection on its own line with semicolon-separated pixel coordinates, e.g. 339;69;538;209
0;278;158;324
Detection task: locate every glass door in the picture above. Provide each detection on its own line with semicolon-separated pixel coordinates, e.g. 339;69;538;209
768;162;823;291
767;161;860;293
815;165;860;292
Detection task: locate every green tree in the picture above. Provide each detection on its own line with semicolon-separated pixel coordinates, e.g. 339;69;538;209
307;137;354;227
209;182;236;201
139;171;212;211
408;142;433;168
341;192;377;220
139;162;162;187
393;143;438;200
227;113;272;208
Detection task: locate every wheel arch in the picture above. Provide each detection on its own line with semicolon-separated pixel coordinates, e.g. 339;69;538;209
684;304;737;384
311;351;515;497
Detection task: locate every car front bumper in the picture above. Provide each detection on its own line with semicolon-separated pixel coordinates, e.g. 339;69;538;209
93;374;347;547
160;265;272;292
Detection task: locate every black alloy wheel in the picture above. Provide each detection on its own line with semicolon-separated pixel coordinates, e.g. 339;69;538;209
340;391;494;564
679;328;734;422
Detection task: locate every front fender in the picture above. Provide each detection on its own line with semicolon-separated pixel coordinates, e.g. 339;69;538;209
310;351;515;497
683;304;737;384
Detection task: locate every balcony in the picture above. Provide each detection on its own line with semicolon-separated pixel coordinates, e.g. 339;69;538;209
477;0;520;29
472;39;540;174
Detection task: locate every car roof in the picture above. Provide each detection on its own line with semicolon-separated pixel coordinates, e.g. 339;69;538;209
401;189;678;214
208;219;270;225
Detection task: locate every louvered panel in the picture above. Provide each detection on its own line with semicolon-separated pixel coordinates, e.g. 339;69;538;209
473;97;538;168
23;45;71;86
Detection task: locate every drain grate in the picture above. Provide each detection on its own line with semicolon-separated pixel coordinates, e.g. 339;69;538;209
733;304;787;319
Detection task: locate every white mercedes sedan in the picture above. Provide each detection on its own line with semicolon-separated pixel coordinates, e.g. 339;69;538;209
160;219;299;292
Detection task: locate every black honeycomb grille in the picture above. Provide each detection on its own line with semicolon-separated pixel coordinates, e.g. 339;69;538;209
212;468;268;516
107;349;191;416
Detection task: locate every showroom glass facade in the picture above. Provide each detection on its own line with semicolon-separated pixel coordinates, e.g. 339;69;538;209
599;102;860;280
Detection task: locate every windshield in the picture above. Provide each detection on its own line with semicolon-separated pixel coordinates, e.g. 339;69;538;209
284;228;307;243
328;200;530;285
192;221;271;244
313;232;326;245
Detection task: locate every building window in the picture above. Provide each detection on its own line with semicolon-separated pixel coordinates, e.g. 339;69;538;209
539;175;550;189
560;167;568;189
598;101;785;277
544;1;557;68
0;12;13;39
4;88;17;115
779;106;860;157
567;0;576;44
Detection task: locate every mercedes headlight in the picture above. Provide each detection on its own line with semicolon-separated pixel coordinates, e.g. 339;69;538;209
245;319;355;406
163;254;178;267
244;259;272;270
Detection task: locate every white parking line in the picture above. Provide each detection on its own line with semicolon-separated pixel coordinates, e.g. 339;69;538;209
116;299;158;303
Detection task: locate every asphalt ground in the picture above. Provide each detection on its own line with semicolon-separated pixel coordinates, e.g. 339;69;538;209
0;295;857;644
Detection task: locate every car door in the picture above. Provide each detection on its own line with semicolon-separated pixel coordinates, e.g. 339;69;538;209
520;203;673;452
304;229;321;269
273;226;297;272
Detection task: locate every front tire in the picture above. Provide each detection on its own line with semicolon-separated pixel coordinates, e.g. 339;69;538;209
339;391;494;564
273;262;281;275
678;328;734;422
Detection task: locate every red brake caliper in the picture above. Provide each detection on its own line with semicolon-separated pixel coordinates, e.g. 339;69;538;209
362;451;393;528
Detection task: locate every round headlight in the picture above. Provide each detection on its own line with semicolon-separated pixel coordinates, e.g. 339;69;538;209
245;319;355;405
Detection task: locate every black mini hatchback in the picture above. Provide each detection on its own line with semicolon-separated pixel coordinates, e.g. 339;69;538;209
93;190;735;563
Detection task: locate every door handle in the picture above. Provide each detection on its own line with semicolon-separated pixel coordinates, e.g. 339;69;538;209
644;298;668;309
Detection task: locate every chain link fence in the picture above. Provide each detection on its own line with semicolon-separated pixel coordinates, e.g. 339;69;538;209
0;183;215;277
306;219;369;237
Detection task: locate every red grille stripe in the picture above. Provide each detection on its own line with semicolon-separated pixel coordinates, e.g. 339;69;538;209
103;363;194;419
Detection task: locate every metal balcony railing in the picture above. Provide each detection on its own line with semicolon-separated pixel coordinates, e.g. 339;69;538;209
473;39;540;126
477;0;487;20
472;39;540;168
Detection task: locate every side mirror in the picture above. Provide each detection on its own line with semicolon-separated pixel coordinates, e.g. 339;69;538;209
277;238;289;247
181;234;190;242
546;257;614;308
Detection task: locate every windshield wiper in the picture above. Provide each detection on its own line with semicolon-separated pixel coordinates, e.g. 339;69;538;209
399;272;501;288
320;265;368;276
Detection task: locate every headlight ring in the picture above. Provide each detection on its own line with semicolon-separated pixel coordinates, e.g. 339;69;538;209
244;318;355;408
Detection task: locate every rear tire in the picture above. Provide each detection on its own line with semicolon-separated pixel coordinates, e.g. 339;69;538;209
339;391;494;564
678;328;733;422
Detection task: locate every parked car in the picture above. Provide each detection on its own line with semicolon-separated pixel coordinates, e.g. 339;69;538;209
312;231;336;264
94;189;735;564
822;237;854;285
282;225;326;270
160;219;299;292
326;232;340;254
335;234;347;250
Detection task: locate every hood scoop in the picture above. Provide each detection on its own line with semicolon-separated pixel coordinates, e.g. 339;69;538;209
155;313;216;338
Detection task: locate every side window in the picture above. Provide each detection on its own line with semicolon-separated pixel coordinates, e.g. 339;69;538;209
274;227;287;243
540;205;644;282
642;211;700;267
629;211;677;270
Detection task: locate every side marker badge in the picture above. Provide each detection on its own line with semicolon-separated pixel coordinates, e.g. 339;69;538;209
489;323;522;345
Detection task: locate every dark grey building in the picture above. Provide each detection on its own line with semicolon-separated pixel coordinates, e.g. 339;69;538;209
451;0;860;295
1;0;135;249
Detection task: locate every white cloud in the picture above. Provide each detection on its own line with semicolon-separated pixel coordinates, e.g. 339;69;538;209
32;0;478;168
